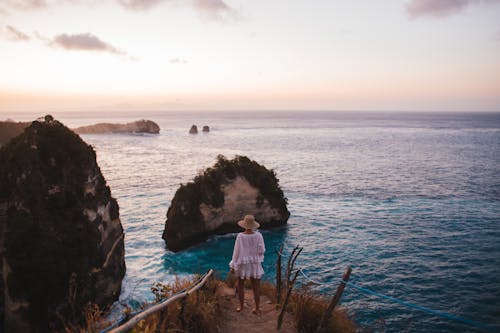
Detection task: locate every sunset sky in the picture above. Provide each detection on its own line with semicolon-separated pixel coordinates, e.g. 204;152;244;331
1;0;500;112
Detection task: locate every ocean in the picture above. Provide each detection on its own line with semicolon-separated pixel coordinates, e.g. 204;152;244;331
7;111;500;332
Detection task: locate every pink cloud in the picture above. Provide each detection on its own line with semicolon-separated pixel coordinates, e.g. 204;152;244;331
118;0;166;10
5;25;31;41
118;0;236;21
2;0;238;22
51;33;126;55
406;0;485;19
193;0;236;21
3;0;47;10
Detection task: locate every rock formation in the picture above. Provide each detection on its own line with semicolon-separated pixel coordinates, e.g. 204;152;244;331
74;119;160;134
163;155;290;251
189;125;198;134
202;126;210;133
0;117;126;331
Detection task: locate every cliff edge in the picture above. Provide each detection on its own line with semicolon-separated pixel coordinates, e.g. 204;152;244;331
0;117;126;331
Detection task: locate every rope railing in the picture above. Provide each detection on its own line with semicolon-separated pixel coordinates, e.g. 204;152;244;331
299;269;500;333
102;269;213;333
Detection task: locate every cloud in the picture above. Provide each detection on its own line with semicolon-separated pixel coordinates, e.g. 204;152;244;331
3;0;48;10
2;0;238;22
169;57;188;64
5;25;31;41
50;33;126;55
117;0;236;21
193;0;236;21
406;0;489;19
118;0;166;10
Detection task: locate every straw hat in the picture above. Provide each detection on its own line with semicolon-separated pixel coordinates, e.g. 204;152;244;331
237;215;260;230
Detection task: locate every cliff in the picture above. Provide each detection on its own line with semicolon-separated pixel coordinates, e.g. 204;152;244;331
0;117;126;331
163;155;290;251
73;119;160;134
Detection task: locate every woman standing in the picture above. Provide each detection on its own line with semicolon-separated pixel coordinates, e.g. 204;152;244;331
229;215;266;314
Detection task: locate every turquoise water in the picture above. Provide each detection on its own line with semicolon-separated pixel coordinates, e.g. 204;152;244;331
12;111;500;332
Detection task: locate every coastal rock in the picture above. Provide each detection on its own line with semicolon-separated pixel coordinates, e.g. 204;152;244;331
163;155;290;251
0;117;126;331
74;119;160;134
189;125;198;134
202;126;210;133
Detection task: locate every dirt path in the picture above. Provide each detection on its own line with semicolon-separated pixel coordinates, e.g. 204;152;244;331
217;283;296;333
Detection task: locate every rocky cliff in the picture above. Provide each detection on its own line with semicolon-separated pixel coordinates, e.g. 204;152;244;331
163;155;290;251
73;119;160;134
0;117;125;331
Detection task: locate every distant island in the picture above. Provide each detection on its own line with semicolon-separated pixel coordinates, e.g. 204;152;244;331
0;118;160;146
73;119;160;134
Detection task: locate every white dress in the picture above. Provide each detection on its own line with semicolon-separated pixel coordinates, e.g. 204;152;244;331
229;231;266;279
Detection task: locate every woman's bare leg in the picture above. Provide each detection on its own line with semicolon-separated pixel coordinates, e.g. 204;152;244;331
237;278;245;311
251;278;261;314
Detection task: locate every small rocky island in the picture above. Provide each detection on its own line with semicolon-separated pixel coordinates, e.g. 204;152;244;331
0;116;126;331
163;155;290;251
189;125;198;134
74;119;160;134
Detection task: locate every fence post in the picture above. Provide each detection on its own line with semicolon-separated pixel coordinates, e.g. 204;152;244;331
276;244;284;305
316;266;352;333
277;270;300;330
277;245;303;330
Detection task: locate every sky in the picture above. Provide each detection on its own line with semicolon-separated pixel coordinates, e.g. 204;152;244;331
1;0;500;113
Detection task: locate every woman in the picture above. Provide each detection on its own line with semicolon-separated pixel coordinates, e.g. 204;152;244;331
229;215;266;314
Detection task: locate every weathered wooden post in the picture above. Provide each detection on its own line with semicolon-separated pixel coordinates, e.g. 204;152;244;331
277;269;300;330
316;266;352;333
277;245;303;330
276;244;284;305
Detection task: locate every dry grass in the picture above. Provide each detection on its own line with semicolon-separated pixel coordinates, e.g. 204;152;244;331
129;275;222;333
289;285;356;333
56;303;111;333
59;275;356;333
226;277;356;333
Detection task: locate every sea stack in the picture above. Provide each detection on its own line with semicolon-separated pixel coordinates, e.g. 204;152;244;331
0;116;126;331
189;125;198;134
202;126;210;133
162;155;290;251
